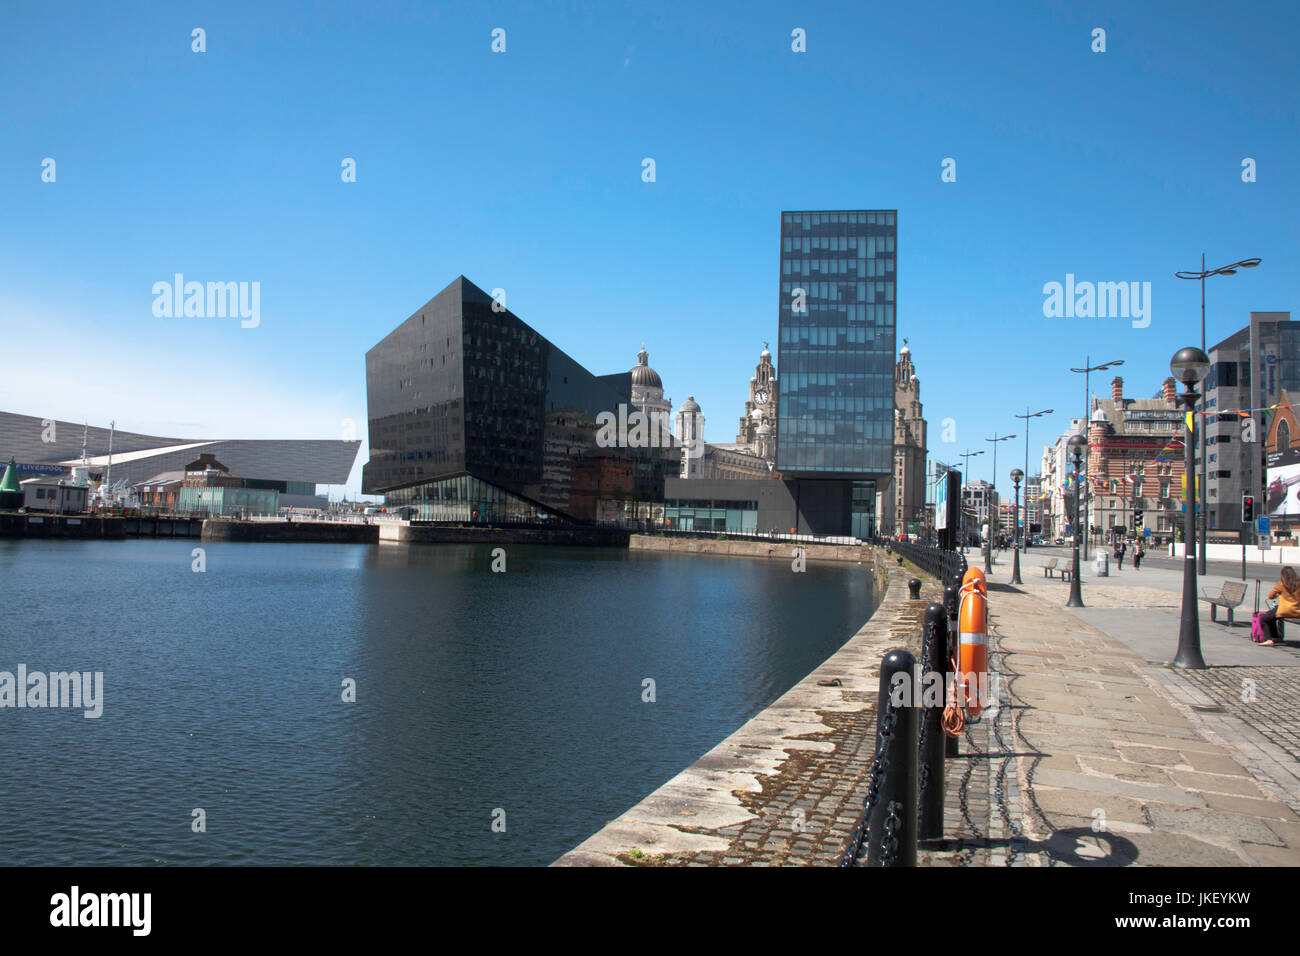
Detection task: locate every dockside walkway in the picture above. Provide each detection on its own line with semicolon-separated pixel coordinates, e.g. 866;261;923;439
554;546;1300;866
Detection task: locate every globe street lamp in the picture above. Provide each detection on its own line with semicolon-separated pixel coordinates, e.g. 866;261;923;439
1069;358;1124;561
1175;256;1262;575
985;432;1016;572
1066;434;1087;607
1171;346;1211;668
1011;468;1024;584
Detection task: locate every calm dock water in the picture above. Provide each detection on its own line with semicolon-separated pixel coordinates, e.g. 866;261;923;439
0;539;874;865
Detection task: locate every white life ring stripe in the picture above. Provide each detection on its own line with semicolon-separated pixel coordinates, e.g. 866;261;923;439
960;632;988;645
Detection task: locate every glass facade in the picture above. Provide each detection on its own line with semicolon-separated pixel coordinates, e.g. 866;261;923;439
664;499;759;533
364;276;676;523
777;210;896;474
386;474;560;524
176;486;279;516
850;479;876;538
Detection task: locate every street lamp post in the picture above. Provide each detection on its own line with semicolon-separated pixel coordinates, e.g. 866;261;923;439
985;433;1016;572
1014;405;1053;556
1171;346;1211;668
1066;434;1087;607
958;449;985;552
1069;358;1124;561
1175;256;1261;575
1011;468;1024;584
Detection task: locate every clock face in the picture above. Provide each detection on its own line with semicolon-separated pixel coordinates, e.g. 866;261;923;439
755;389;769;405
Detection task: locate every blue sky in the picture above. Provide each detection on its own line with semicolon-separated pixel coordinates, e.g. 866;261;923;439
2;0;1296;500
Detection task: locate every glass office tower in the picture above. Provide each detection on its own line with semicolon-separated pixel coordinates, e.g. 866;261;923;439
776;210;897;536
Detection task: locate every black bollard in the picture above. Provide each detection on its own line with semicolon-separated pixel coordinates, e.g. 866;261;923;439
908;577;922;599
944;582;960;758
867;648;918;867
919;604;947;842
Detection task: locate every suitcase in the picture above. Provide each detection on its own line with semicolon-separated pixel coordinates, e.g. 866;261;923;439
1252;579;1283;643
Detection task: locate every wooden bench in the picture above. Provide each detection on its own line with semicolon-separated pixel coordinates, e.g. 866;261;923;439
1200;580;1247;625
1044;557;1070;581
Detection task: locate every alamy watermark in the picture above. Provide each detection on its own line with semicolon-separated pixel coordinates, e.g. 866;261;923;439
50;886;150;936
152;274;260;328
0;665;103;718
1042;274;1150;328
888;665;998;711
596;404;701;457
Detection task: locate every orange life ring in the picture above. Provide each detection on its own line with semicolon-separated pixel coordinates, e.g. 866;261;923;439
957;587;989;719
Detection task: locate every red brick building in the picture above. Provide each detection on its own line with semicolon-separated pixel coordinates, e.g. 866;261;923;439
1084;377;1188;544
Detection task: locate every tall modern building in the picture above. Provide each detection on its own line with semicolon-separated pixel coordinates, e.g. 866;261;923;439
1204;312;1298;533
776;210;897;535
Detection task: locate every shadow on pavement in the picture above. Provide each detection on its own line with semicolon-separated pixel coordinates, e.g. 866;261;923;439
925;827;1141;866
1040;827;1140;866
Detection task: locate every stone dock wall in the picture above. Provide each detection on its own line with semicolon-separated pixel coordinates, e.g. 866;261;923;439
380;523;629;546
201;519;379;543
553;548;927;866
629;534;871;564
0;513;128;539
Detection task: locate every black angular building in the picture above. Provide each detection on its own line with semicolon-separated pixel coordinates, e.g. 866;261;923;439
363;276;673;523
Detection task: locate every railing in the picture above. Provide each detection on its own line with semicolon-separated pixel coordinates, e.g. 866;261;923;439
638;528;864;546
888;539;967;584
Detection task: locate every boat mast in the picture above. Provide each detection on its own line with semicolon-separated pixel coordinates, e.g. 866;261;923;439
105;420;115;501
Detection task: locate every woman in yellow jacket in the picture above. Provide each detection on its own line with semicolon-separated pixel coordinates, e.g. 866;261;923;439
1260;567;1300;646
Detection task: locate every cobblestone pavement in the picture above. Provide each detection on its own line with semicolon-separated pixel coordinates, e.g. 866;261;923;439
1177;667;1300;765
676;587;940;867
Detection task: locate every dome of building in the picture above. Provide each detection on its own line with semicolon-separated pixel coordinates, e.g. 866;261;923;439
630;345;663;389
680;395;701;413
900;344;910;355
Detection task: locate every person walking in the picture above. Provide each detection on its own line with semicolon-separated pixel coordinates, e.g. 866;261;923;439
1258;567;1300;646
1132;541;1144;569
1116;540;1127;569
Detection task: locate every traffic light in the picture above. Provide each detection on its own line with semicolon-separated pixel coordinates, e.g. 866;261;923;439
1243;494;1255;524
1133;509;1143;529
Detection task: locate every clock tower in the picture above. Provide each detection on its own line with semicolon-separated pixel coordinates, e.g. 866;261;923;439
736;343;778;462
